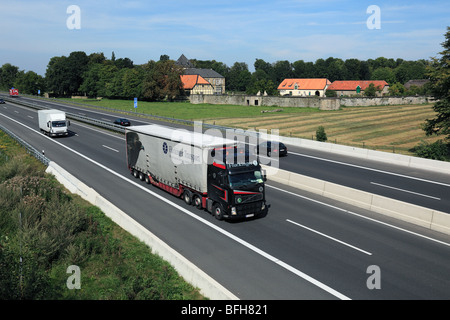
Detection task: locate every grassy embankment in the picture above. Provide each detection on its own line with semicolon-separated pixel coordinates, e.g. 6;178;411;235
0;130;205;300
59;98;439;155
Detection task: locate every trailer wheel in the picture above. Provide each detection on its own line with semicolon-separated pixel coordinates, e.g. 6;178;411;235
183;190;192;205
145;175;150;184
193;195;202;209
133;169;139;178
213;204;224;220
139;172;145;181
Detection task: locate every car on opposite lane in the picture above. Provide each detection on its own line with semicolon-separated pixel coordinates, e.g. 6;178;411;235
113;118;131;126
255;141;288;157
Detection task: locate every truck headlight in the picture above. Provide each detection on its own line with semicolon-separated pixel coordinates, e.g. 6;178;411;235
231;207;237;215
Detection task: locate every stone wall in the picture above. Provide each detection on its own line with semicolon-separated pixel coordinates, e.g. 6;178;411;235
340;96;431;107
189;94;341;110
189;94;432;110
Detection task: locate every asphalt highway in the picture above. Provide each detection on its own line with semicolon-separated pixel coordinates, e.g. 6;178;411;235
11;94;450;213
1;99;450;300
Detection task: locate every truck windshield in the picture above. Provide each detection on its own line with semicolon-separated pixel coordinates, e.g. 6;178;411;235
229;171;263;188
52;121;66;127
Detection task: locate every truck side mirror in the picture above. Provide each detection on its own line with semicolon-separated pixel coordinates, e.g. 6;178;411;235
47;121;50;128
67;120;70;126
261;169;267;182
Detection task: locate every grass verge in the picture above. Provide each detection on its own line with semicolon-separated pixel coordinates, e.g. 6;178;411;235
0;129;205;300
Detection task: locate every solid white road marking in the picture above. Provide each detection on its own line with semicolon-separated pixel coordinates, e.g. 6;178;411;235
286;219;372;255
102;145;119;153
370;182;441;200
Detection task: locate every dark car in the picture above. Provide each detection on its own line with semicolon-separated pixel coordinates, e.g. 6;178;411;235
255;141;287;157
114;118;131;126
0;98;5;104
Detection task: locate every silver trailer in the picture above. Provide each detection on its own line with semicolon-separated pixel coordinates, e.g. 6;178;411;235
126;124;269;220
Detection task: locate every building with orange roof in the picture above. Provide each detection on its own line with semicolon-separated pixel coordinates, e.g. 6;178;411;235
327;80;389;96
180;74;214;95
277;78;331;97
176;54;226;94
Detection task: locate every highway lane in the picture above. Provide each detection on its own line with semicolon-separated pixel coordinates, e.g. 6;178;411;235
1;101;450;299
7;94;450;213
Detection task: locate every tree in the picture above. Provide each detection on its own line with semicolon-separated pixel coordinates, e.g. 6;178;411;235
0;63;19;90
45;51;89;96
316;126;327;142
14;71;45;95
344;58;362;80
388;82;406;96
227;62;251;92
371;67;396;84
271;60;293;84
141;60;184;101
45;56;70;96
423;26;450;141
247;78;278;96
394;60;427;84
364;83;380;97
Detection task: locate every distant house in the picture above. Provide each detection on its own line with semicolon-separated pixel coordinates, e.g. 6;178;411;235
277;78;331;97
180;75;214;95
404;79;430;90
176;54;226;94
327;80;389;96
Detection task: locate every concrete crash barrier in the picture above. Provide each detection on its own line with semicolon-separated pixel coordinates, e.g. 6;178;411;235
277;136;450;175
45;161;238;300
262;165;450;236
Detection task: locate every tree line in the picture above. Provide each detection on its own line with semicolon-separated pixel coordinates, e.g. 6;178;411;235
0;52;432;100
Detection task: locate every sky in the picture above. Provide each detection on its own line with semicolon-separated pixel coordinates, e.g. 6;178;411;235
1;0;449;76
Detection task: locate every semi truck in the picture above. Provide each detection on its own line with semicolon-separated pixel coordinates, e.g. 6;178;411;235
126;124;269;220
9;88;19;97
38;109;70;137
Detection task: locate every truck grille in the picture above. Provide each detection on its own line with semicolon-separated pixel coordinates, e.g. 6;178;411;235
235;193;263;204
236;201;263;215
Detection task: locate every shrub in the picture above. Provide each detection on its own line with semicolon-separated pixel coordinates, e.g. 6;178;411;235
411;140;450;161
316;126;328;142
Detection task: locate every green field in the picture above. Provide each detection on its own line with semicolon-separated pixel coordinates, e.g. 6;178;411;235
58;97;318;120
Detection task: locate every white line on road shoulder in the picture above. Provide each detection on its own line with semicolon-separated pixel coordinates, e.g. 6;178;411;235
370;182;441;200
287;219;372;255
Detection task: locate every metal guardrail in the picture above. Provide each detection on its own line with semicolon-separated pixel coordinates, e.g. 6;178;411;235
0;123;50;166
1;95;262;139
1;95;127;134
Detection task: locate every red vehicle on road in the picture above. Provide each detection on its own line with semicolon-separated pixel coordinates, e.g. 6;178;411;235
9;88;19;97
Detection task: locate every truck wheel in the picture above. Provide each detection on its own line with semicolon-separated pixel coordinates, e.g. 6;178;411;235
193;195;202;209
213;204;224;220
183;190;192;205
145;175;150;184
